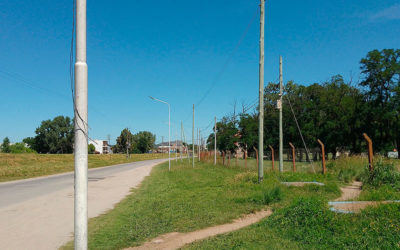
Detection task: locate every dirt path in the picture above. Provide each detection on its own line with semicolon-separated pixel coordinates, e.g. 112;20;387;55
127;210;272;250
330;181;400;213
335;181;362;201
0;160;164;250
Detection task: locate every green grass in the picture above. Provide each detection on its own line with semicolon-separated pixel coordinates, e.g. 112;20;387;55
186;197;400;249
61;159;341;250
0;153;173;182
60;156;400;249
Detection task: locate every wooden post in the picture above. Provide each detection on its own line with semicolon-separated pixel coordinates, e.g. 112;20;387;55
317;139;326;174
254;146;259;169
222;152;225;166
268;145;275;171
289;143;296;172
363;133;373;172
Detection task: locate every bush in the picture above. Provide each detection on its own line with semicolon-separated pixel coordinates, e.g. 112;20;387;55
9;143;36;153
360;162;400;190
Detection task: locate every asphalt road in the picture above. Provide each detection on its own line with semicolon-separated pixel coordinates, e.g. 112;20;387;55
0;158;167;208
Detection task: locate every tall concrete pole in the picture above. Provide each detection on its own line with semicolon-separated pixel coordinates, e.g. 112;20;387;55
74;0;88;248
279;56;283;172
258;0;265;183
214;116;217;165
192;104;195;168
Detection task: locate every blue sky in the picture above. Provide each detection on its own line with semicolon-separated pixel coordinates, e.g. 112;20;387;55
0;0;399;144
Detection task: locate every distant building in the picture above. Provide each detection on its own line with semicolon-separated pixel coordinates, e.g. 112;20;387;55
89;140;112;154
155;140;184;153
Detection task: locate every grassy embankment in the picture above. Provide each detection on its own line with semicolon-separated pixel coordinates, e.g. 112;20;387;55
62;156;400;249
0;153;174;182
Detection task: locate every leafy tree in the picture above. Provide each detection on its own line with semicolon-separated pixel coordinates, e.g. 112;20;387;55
1;137;11;153
238;113;258;156
359;49;400;152
215;117;238;155
113;128;134;153
88;144;96;154
32;116;74;153
22;137;36;149
132;131;156;153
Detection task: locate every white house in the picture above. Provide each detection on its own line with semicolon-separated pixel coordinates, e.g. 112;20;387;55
89;140;112;154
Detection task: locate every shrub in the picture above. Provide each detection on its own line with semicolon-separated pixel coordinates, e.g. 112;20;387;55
360;162;400;190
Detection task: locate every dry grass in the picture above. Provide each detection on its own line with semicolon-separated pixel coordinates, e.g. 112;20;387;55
0;153;173;182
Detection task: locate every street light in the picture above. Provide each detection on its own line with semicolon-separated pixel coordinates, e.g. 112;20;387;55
149;96;171;171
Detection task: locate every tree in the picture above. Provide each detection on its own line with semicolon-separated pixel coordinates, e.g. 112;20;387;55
132;131;156;153
113;128;134;153
238;113;258;157
23;137;36;149
359;49;400;152
1;137;11;153
215;117;238;156
88;144;96;154
32;116;74;154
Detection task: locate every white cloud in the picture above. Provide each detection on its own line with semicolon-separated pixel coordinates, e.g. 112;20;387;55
370;4;400;21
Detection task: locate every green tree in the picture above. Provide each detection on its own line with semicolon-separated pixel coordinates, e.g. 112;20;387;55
360;49;400;152
238;113;258;157
215;117;238;156
132;131;156;153
113;128;134;153
22;137;36;149
33;116;74;153
1;137;11;153
88;144;96;154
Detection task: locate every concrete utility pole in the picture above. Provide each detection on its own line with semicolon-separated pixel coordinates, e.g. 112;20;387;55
74;0;88;249
214;116;217;165
258;0;265;183
279;56;283;172
192;104;195;167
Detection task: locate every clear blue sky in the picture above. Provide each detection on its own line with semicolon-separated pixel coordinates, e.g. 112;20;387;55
0;0;399;144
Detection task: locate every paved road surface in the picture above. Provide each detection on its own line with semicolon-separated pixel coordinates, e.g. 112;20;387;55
0;158;167;250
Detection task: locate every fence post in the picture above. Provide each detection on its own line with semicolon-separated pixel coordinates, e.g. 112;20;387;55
317;139;326;174
363;133;373;172
222;152;225;166
268;145;274;171
253;146;259;169
289;143;296;172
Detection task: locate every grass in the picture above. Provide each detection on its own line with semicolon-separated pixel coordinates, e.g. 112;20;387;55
60;155;400;249
186;198;400;249
0;153;173;182
61;159;341;250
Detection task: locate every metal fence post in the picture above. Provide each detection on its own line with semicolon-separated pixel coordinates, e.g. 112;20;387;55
317;139;326;174
269;145;274;171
